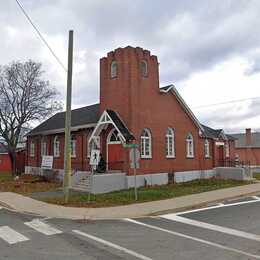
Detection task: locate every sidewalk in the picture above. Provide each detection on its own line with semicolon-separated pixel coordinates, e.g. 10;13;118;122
0;183;260;220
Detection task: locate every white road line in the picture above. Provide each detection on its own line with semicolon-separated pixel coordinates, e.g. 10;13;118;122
73;230;153;260
161;214;260;242
125;219;260;259
24;219;62;236
175;198;260;216
251;196;260;200
0;226;29;244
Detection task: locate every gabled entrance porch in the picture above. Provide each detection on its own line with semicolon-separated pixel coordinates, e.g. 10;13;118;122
88;109;135;172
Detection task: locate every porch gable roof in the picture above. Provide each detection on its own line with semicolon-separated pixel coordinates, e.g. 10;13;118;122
89;110;135;146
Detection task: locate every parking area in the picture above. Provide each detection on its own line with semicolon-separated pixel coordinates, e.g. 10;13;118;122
1;195;260;259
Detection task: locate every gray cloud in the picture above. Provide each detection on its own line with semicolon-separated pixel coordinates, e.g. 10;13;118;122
1;0;260;131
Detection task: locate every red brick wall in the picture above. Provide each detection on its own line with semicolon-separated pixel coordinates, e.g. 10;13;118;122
27;46;236;175
27;129;94;172
100;46;215;175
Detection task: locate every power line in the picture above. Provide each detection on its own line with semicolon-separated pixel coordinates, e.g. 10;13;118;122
14;0;67;72
192;96;260;110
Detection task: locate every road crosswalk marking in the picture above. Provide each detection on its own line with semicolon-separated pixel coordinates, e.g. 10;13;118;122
161;214;260;242
73;230;153;260
125;218;260;259
24;219;62;236
0;226;29;244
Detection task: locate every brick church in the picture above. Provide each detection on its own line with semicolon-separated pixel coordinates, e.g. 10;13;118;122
26;46;236;190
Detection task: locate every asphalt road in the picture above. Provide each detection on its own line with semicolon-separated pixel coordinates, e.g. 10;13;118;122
0;195;260;260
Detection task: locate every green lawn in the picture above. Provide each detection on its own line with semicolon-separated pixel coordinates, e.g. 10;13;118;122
41;178;251;207
254;173;260;180
0;172;13;182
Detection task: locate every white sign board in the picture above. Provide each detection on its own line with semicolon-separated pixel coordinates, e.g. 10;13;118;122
90;149;100;166
215;141;225;146
129;148;140;169
41;155;53;169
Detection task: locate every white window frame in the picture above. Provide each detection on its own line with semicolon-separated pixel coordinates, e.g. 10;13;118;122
41;140;47;157
166;128;175;158
140;128;152;159
30;141;35;157
204;139;210;158
110;60;118;78
140;60;148;77
53;136;60;158
186;133;194;158
107;129;121;144
225;141;230;158
71;135;76;158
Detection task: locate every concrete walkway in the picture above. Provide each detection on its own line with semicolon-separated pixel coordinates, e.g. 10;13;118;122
0;183;260;220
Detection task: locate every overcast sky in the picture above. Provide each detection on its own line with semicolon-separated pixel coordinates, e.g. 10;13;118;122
1;0;260;133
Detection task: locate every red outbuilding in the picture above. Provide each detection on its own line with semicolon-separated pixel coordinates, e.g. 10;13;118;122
0;143;12;173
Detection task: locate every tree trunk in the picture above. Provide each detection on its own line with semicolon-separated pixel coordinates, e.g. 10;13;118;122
9;151;17;176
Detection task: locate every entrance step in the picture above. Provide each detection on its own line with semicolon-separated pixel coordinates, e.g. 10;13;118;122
72;175;91;192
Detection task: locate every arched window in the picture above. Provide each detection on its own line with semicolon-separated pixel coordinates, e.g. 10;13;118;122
140;129;152;158
53;136;60;158
140;60;148;76
204;139;210;158
186;133;194;158
41;138;47;157
107;129;121;144
71;135;76;158
30;141;35;157
166;128;175;158
225;141;230;158
110;60;118;78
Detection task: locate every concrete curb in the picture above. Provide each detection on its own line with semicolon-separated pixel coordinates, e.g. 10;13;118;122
0;183;260;220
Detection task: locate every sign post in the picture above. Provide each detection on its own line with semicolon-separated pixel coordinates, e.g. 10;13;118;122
41;155;53;169
89;149;100;202
129;144;140;201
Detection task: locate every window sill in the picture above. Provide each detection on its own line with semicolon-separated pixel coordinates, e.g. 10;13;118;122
141;156;152;159
186;156;194;159
205;156;211;159
166;156;175;159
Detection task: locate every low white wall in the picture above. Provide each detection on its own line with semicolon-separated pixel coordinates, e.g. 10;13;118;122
126;173;168;188
216;167;253;180
174;169;216;183
92;173;126;194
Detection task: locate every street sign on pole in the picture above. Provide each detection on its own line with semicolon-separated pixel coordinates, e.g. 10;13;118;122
89;149;100;166
124;143;139;149
129;148;140;169
41;156;53;169
129;145;140;201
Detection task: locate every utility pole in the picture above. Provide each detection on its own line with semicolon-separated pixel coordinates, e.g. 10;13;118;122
63;30;73;203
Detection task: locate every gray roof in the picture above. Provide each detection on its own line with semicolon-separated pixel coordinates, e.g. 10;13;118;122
106;110;135;142
232;132;260;148
201;125;235;141
28;97;234;142
28;103;99;136
0;143;8;154
202;124;222;139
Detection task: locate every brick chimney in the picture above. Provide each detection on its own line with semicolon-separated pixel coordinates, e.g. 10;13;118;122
245;128;252;146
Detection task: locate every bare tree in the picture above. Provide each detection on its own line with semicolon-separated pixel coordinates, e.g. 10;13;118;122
0;60;62;175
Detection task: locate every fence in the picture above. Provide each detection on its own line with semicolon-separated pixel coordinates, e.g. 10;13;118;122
218;159;251;168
